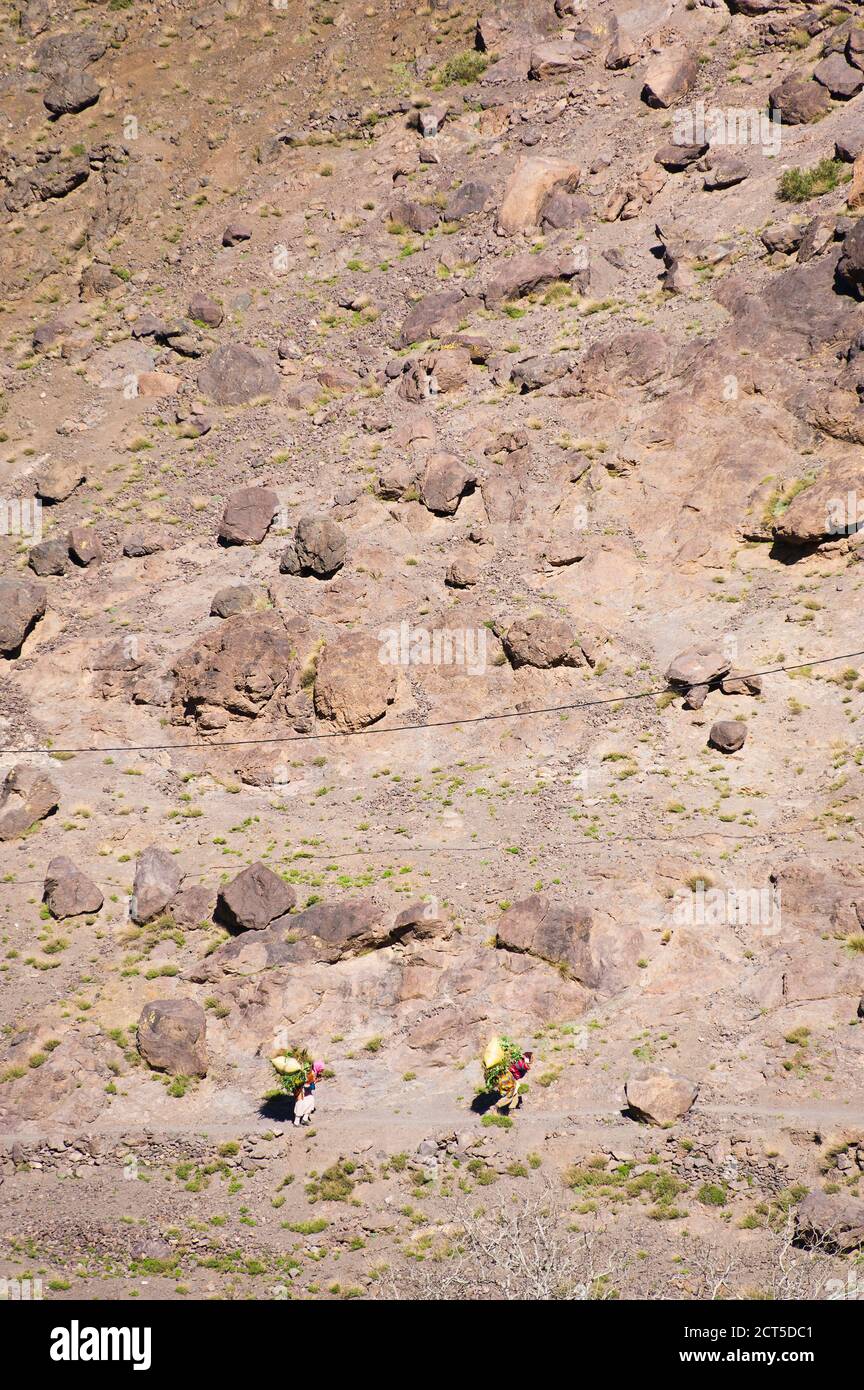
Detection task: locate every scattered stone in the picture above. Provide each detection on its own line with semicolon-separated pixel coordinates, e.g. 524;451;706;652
445;180;492;220
44;68;100;117
665;646;732;689
504;615;581;669
529;41;590;80
36;459;84;503
222;221;253;246
210;585;258;618
497;156;581;235
188;293;224;327
496;895;599;986
814;53;864;100
654;142;708;171
769;73;832;125
483;250;588;305
123;529;166;557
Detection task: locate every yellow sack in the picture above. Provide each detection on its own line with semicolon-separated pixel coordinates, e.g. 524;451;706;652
483;1037;505;1070
272;1054;302;1075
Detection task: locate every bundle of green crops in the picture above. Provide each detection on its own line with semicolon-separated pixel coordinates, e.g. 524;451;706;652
479;1036;522;1093
270;1048;311;1096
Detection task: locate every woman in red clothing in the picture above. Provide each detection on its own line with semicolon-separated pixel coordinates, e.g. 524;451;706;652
496;1050;533;1114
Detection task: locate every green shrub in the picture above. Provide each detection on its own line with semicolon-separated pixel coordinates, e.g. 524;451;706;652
778;158;845;202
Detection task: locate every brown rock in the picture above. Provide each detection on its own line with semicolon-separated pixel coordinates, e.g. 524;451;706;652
482;250;587;305
137;999;207;1077
222;220;253;246
43;855;103;918
497;156;581;236
496;895;599;985
0;764;59;840
210;585;258;618
419;453;476;515
279;515;346;577
216;862;296;932
314;632;396;731
796;1191;864;1251
131;846;182;925
172;611;300;726
625;1070;699;1126
198;345;280;405
503;615;581;668
769;73;832;125
68;526;102;566
665;646;731;689
708;719;747;753
36;458;84;503
218;486;278;545
641;48;697;108
28;539;68;576
188;293;224;326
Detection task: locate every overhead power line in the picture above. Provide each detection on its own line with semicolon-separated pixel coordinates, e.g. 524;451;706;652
1;648;862;760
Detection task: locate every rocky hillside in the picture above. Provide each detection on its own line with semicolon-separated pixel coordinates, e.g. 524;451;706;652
1;0;863;1300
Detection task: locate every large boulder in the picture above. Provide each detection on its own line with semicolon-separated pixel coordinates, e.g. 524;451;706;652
769;72;832;125
313;632;396;731
503;615;581;668
0;764;59;840
664;645;731;689
625;1070;699;1126
497;156;581;235
708;720;747;753
197;345;280;405
795;1191;864;1252
529;41;590;80
772;467;850;544
216;862;296;932
445;179;492;220
641;48;697;108
0;578;47;656
172;611;300;728
28;539;68;577
36;458;85;502
396;289;478;348
482;250;588;306
195;897;445;976
218;486;279;545
419;453;476;515
279;515;346;577
131;845;182;925
496;895;599;986
43;856;103;918
37;31;106;75
44;68;100;116
813;52;864;100
137;999;207;1077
